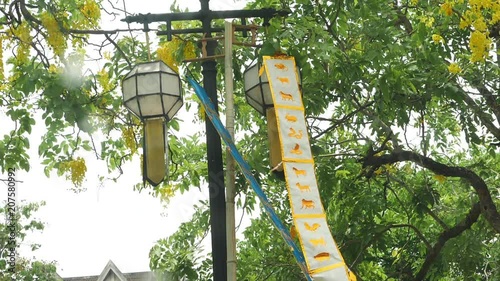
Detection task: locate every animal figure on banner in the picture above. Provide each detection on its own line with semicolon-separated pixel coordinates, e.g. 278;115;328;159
310;237;326;247
301;199;315;209
296;182;310;192
304;222;321;231
314;252;331;262
277;76;290;84
293;167;307;176
286;114;297;122
291;144;303;155
289;128;303;139
275;63;288;71
280;91;294;101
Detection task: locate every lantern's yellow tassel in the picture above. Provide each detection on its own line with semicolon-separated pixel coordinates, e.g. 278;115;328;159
144;118;166;186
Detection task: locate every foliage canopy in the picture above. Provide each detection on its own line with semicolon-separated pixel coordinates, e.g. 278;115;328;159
0;202;59;280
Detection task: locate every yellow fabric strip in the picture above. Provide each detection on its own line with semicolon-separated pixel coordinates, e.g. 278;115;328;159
294;213;326;219
310;262;346;275
282;158;315;164
274;104;305;111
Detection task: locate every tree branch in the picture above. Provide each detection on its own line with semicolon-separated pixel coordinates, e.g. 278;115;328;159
351;222;431;268
362;150;500;233
19;0;40;25
312;100;375;140
478;86;500;126
413;202;481;280
388;174;449;230
104;33;132;68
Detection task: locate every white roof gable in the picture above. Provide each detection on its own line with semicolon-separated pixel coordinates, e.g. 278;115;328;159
96;260;128;281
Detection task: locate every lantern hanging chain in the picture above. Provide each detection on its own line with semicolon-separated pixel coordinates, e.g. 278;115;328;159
144;23;151;61
146;32;151;61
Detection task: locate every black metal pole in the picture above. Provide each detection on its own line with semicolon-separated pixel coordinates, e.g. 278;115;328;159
200;1;227;281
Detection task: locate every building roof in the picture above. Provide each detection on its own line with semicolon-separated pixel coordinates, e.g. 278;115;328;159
62;260;157;281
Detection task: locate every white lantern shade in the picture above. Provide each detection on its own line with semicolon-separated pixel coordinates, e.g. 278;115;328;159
243;61;302;116
122;61;182;121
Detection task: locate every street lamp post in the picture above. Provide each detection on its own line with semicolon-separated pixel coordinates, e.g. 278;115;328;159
123;2;288;280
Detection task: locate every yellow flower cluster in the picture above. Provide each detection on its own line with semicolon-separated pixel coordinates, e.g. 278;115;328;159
493;10;500;24
48;64;63;74
456;0;498;62
183;41;197;60
157;38;198;72
97;68;112;92
11;22;32;64
419;15;435;27
157;38;181;73
473;16;488;31
40;12;67;58
432;34;444;43
60;157;87;187
469;30;491;62
79;0;101;28
469;0;493;9
157;184;176;202
433;174;447;183
440;2;454;16
122;126;137;154
448;62;462;74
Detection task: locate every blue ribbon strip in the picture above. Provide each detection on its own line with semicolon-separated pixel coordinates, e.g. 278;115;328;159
187;77;313;281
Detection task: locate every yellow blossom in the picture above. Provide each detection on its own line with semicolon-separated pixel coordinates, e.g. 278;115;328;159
157;184;176;202
11;22;31;64
470;0;492;9
157;38;182;73
473;17;488;32
40;12;67;57
122;126;137;154
103;51;112;60
183;41;197;60
432;34;444;43
80;0;101;28
469;30;491;62
60;157;87;187
491;10;500;24
433;174;447;183
447;63;461;74
48;64;62;74
459;19;470;29
460;10;473;29
97;68;112;92
419;15;435;27
440;2;454;16
198;102;206;121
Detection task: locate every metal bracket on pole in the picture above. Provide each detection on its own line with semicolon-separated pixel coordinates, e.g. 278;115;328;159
183;23;261;63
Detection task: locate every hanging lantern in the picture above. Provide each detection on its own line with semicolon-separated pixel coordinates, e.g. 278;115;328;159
122;61;182;186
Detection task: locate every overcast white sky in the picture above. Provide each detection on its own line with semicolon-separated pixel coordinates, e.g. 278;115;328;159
0;0;251;278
